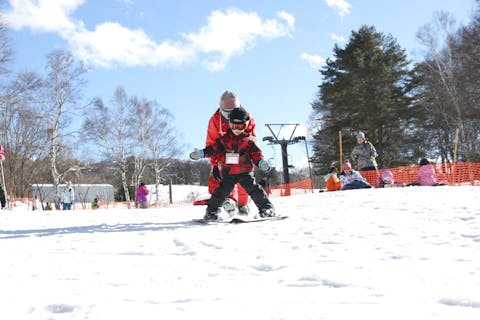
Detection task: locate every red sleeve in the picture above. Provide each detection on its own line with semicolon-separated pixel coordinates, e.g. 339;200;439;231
206;111;225;166
245;114;256;137
206;112;220;146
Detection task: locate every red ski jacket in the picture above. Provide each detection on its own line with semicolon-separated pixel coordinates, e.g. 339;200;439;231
203;130;263;175
205;108;255;167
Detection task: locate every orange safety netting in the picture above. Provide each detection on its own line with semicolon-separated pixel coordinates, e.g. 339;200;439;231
268;178;314;197
359;162;480;187
12;163;479;209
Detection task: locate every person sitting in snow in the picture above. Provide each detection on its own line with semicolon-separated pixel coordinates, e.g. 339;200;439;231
416;158;446;186
338;160;372;190
91;197;100;210
189;107;275;221
376;170;394;188
324;166;341;191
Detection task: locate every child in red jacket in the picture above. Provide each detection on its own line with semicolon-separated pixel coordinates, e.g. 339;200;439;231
190;108;274;221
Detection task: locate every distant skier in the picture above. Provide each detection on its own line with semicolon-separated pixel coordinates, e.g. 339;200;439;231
0;183;6;209
62;183;75;210
190;107;274;221
135;182;150;209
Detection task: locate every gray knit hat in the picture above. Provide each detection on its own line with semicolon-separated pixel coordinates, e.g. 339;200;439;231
356;131;365;139
219;90;240;112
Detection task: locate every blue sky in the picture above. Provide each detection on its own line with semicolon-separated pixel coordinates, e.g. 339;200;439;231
1;0;477;170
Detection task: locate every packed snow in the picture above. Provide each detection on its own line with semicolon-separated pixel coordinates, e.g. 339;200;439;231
1;185;480;320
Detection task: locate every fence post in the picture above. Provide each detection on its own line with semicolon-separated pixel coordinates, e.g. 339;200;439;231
452;128;459;185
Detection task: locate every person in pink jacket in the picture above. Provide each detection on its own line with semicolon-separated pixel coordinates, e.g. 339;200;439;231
135;182;150;208
417;158;445;186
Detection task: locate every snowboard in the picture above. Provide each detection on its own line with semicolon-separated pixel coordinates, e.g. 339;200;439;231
194;197;240;216
192;215;288;224
230;215;288;223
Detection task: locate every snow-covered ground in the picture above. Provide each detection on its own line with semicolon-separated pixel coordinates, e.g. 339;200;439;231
1;186;480;320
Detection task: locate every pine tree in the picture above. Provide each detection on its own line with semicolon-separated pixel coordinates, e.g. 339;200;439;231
311;25;424;174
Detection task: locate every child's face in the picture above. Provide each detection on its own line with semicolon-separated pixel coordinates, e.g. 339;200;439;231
232;128;244;135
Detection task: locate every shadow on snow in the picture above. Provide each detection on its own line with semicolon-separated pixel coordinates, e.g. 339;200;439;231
0;220;201;239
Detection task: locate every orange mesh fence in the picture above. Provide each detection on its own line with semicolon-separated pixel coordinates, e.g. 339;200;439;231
269;178;314;197
12;164;477;210
359;162;480;187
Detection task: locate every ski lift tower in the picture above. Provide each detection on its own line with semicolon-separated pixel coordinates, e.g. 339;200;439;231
262;123;302;196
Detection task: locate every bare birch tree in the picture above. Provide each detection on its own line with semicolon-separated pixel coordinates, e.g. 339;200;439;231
128;97;181;201
0;14;12;78
128;96;149;188
1;72;46;196
41;50;86;200
416;12;470;162
144;102;181;204
83;87;132;207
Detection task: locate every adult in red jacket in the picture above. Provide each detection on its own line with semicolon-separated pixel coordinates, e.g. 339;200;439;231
206;90;256;213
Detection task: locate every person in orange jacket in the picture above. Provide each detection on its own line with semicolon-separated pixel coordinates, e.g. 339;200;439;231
324;166;341;191
205;90;256;214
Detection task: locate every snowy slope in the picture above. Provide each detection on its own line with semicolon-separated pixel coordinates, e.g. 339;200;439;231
1;186;479;320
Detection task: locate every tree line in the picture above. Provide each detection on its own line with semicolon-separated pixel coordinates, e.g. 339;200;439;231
310;5;480;175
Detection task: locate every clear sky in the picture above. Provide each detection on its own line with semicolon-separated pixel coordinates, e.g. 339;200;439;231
1;0;477;170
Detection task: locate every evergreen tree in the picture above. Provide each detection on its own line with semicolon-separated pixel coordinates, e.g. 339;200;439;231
311;25;423;174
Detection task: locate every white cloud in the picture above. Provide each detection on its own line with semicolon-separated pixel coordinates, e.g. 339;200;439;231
325;0;351;17
3;1;294;71
4;0;84;33
300;52;326;69
183;8;294;71
329;33;346;43
277;11;295;29
69;22;194;68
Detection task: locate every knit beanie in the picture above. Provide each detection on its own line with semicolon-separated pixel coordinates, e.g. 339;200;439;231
219;90;240;112
356;131;365;139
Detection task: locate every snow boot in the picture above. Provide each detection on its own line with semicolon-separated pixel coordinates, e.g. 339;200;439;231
259;207;275;218
222;198;238;217
203;208;220;221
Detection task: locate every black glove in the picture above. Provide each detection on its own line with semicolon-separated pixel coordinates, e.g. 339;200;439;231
212;166;223;182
